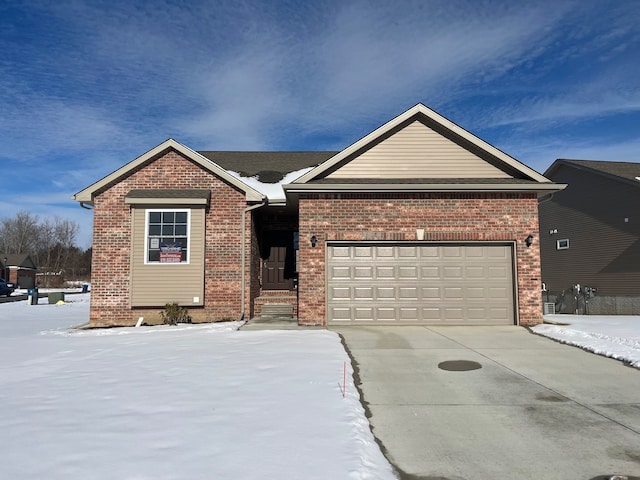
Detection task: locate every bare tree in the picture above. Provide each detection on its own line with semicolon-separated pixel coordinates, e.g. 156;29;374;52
0;212;87;286
0;211;40;254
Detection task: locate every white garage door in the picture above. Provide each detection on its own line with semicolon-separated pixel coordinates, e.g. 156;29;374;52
327;243;515;325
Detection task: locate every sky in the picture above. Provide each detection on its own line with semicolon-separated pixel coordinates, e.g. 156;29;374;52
1;0;639;248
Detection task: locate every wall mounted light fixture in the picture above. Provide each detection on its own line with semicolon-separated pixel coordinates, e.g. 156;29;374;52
525;234;534;248
310;235;318;247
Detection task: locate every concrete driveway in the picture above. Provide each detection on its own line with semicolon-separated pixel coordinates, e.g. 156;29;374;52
331;325;640;480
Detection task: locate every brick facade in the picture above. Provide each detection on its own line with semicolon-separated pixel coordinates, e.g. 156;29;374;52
90;150;252;326
298;192;543;326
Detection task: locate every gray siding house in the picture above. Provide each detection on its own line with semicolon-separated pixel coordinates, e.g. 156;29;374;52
539;159;640;314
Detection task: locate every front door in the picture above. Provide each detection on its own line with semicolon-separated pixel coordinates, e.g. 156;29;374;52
263;246;294;290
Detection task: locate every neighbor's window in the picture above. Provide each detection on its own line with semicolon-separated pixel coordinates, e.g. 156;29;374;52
556;239;569;250
146;210;189;263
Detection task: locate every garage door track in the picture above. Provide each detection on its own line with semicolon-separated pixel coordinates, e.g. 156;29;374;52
332;325;640;480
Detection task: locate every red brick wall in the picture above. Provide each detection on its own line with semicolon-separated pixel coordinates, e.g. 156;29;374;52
90;149;248;326
298;192;543;326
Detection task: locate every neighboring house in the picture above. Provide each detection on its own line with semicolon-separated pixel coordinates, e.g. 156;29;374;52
74;103;564;328
0;254;37;289
539;159;640;314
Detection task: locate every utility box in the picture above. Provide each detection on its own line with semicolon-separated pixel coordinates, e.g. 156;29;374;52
48;292;65;304
543;303;556;315
27;288;39;305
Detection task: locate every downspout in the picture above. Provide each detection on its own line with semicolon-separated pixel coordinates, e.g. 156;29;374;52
240;198;267;321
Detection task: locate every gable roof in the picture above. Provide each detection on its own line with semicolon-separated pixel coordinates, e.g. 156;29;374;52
0;254;37;269
545;159;640;188
73;139;266;205
288;103;563;196
198;151;337;183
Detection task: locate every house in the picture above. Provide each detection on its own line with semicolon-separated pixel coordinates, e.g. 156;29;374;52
0;254;37;288
73;103;564;328
539;159;640;314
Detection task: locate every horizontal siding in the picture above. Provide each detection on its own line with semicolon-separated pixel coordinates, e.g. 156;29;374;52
539;166;639;295
130;207;205;307
327;121;512;179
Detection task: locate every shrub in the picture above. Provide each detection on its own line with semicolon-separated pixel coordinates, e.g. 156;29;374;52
160;303;192;325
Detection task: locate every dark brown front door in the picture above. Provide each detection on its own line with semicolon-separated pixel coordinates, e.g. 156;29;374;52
263;246;295;290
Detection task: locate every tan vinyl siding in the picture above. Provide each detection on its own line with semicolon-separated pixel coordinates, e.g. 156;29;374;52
326;121;512;179
130;206;205;307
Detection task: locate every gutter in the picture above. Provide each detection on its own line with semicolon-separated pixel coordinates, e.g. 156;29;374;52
240;198;267;320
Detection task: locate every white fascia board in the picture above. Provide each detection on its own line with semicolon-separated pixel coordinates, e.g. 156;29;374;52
283;182;567;194
72;139;266;204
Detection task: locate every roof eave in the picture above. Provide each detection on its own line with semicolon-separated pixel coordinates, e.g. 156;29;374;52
293;103;551;184
284;182;567;196
72;139;266;205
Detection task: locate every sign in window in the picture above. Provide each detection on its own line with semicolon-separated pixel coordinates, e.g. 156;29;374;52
146;210;189;263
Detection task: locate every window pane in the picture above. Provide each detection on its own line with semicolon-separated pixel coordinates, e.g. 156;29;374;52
147;210;189;263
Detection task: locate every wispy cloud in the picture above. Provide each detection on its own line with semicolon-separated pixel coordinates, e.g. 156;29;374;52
0;0;638;248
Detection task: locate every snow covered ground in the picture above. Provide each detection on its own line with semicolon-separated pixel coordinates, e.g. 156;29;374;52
0;294;396;480
2;295;638;480
534;314;640;368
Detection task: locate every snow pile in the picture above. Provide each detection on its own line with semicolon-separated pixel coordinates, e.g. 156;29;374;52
0;295;396;480
227;167;314;202
534;315;640;368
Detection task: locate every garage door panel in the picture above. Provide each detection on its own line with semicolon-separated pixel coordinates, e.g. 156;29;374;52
354;307;374;320
422;307;442;319
354;266;373;279
444;287;463;299
354;287;373;299
399;308;419;320
420;246;439;257
421;266;440;278
422;287;440;298
329;286;351;299
330;266;351;278
398;266;418;279
327;243;515;325
398;246;418;257
443;266;462;278
376;266;395;278
377;287;395;298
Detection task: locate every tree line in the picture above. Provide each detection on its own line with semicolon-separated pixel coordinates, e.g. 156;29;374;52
0;211;91;285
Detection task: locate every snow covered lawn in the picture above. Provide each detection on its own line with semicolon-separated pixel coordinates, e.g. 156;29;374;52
0;295;396;480
534;314;640;368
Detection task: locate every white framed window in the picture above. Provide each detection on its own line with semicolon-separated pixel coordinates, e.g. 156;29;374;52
556;239;569;250
145;209;190;264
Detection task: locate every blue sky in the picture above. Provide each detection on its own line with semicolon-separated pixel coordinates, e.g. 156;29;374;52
1;0;639;248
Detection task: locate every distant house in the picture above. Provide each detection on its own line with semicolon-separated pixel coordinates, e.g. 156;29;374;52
0;254;37;289
539;159;640;314
74;103;564;328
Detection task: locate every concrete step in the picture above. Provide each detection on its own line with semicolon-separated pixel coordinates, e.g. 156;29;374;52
260;303;294;318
